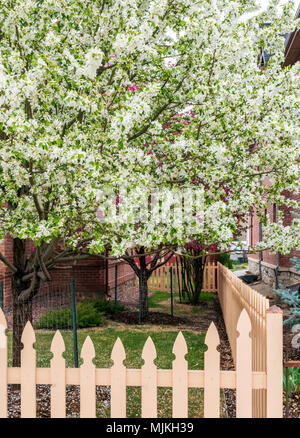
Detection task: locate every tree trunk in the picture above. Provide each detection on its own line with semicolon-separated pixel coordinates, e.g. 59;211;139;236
181;252;206;305
12;281;32;367
190;257;205;305
11;238;36;368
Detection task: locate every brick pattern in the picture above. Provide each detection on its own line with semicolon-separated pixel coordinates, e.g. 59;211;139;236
0;235;136;307
249;189;300;269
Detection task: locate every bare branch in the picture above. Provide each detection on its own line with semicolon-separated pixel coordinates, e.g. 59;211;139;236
0;251;18;273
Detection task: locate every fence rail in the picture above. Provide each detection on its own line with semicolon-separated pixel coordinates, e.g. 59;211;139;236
0;304;282;418
146;262;218;293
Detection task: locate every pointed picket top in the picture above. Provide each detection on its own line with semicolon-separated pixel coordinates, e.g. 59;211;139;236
0;308;7;329
21;320;35;345
172;331;188;357
50;330;65;355
237;309;251;337
142;336;156;362
205;322;220;349
80;336;95;363
111;337;126;365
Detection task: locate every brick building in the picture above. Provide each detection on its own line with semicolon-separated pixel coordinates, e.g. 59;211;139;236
0;234;137;307
248;8;300;287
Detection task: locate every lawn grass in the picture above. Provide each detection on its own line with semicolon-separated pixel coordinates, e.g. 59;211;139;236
147;289;216;309
5;288;226;418
6;326;219;417
147;290;175;308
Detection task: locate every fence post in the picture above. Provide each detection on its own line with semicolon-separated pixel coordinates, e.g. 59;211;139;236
0;282;3;310
71;280;79;368
138;271;143;325
114;263;118;313
266;305;283;418
170;266;173;316
0;308;7;418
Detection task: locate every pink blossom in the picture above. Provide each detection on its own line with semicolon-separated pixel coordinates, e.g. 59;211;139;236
148;150;153;155
96;210;105;218
110;53;116;58
115;195;122;205
105;91;111;96
128;83;139;92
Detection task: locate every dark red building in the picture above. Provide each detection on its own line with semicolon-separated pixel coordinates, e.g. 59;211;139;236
0;234;137;308
248;8;300;287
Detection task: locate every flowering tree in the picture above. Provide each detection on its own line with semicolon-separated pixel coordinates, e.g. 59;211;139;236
0;0;300;358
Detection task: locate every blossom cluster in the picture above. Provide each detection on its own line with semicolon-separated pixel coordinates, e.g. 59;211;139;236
0;0;299;258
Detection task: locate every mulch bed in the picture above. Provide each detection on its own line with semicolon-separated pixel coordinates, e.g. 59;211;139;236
7;385;110;418
110;310;187;326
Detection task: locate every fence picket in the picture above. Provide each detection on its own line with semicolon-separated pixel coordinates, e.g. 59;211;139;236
80;336;96;418
236;309;252;418
141;337;157;418
0;263;282;419
50;330;66;418
0;309;7;418
147;263;218;294
21;321;36;418
204;322;220;418
111;337;126;418
172;331;188;418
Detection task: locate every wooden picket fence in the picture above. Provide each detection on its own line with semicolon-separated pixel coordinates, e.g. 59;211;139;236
0;303;282;418
147;262;218;293
217;262;283;418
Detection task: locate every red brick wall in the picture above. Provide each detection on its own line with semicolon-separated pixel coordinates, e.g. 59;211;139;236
0;235;136;306
249;189;300;267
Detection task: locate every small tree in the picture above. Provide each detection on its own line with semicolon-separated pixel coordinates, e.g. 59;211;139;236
1;0;299;358
123;245;174;319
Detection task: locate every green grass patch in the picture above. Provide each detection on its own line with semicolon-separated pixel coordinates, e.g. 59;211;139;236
6;327;206;369
179;291;216;305
6;326;214;417
147;290;178;308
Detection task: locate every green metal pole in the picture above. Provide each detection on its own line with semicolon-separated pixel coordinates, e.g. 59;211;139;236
0;282;3;310
114;263;118;313
138;271;143;325
285;366;289;418
71;280;79;368
170;266;173;317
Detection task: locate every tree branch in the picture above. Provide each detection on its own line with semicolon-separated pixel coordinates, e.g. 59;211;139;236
0;251;18;273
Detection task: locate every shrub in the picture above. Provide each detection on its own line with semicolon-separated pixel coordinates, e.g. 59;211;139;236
220;252;233;269
76;301;104;328
37;307;72;329
283;367;300;398
36;298;125;329
93;298;125;314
